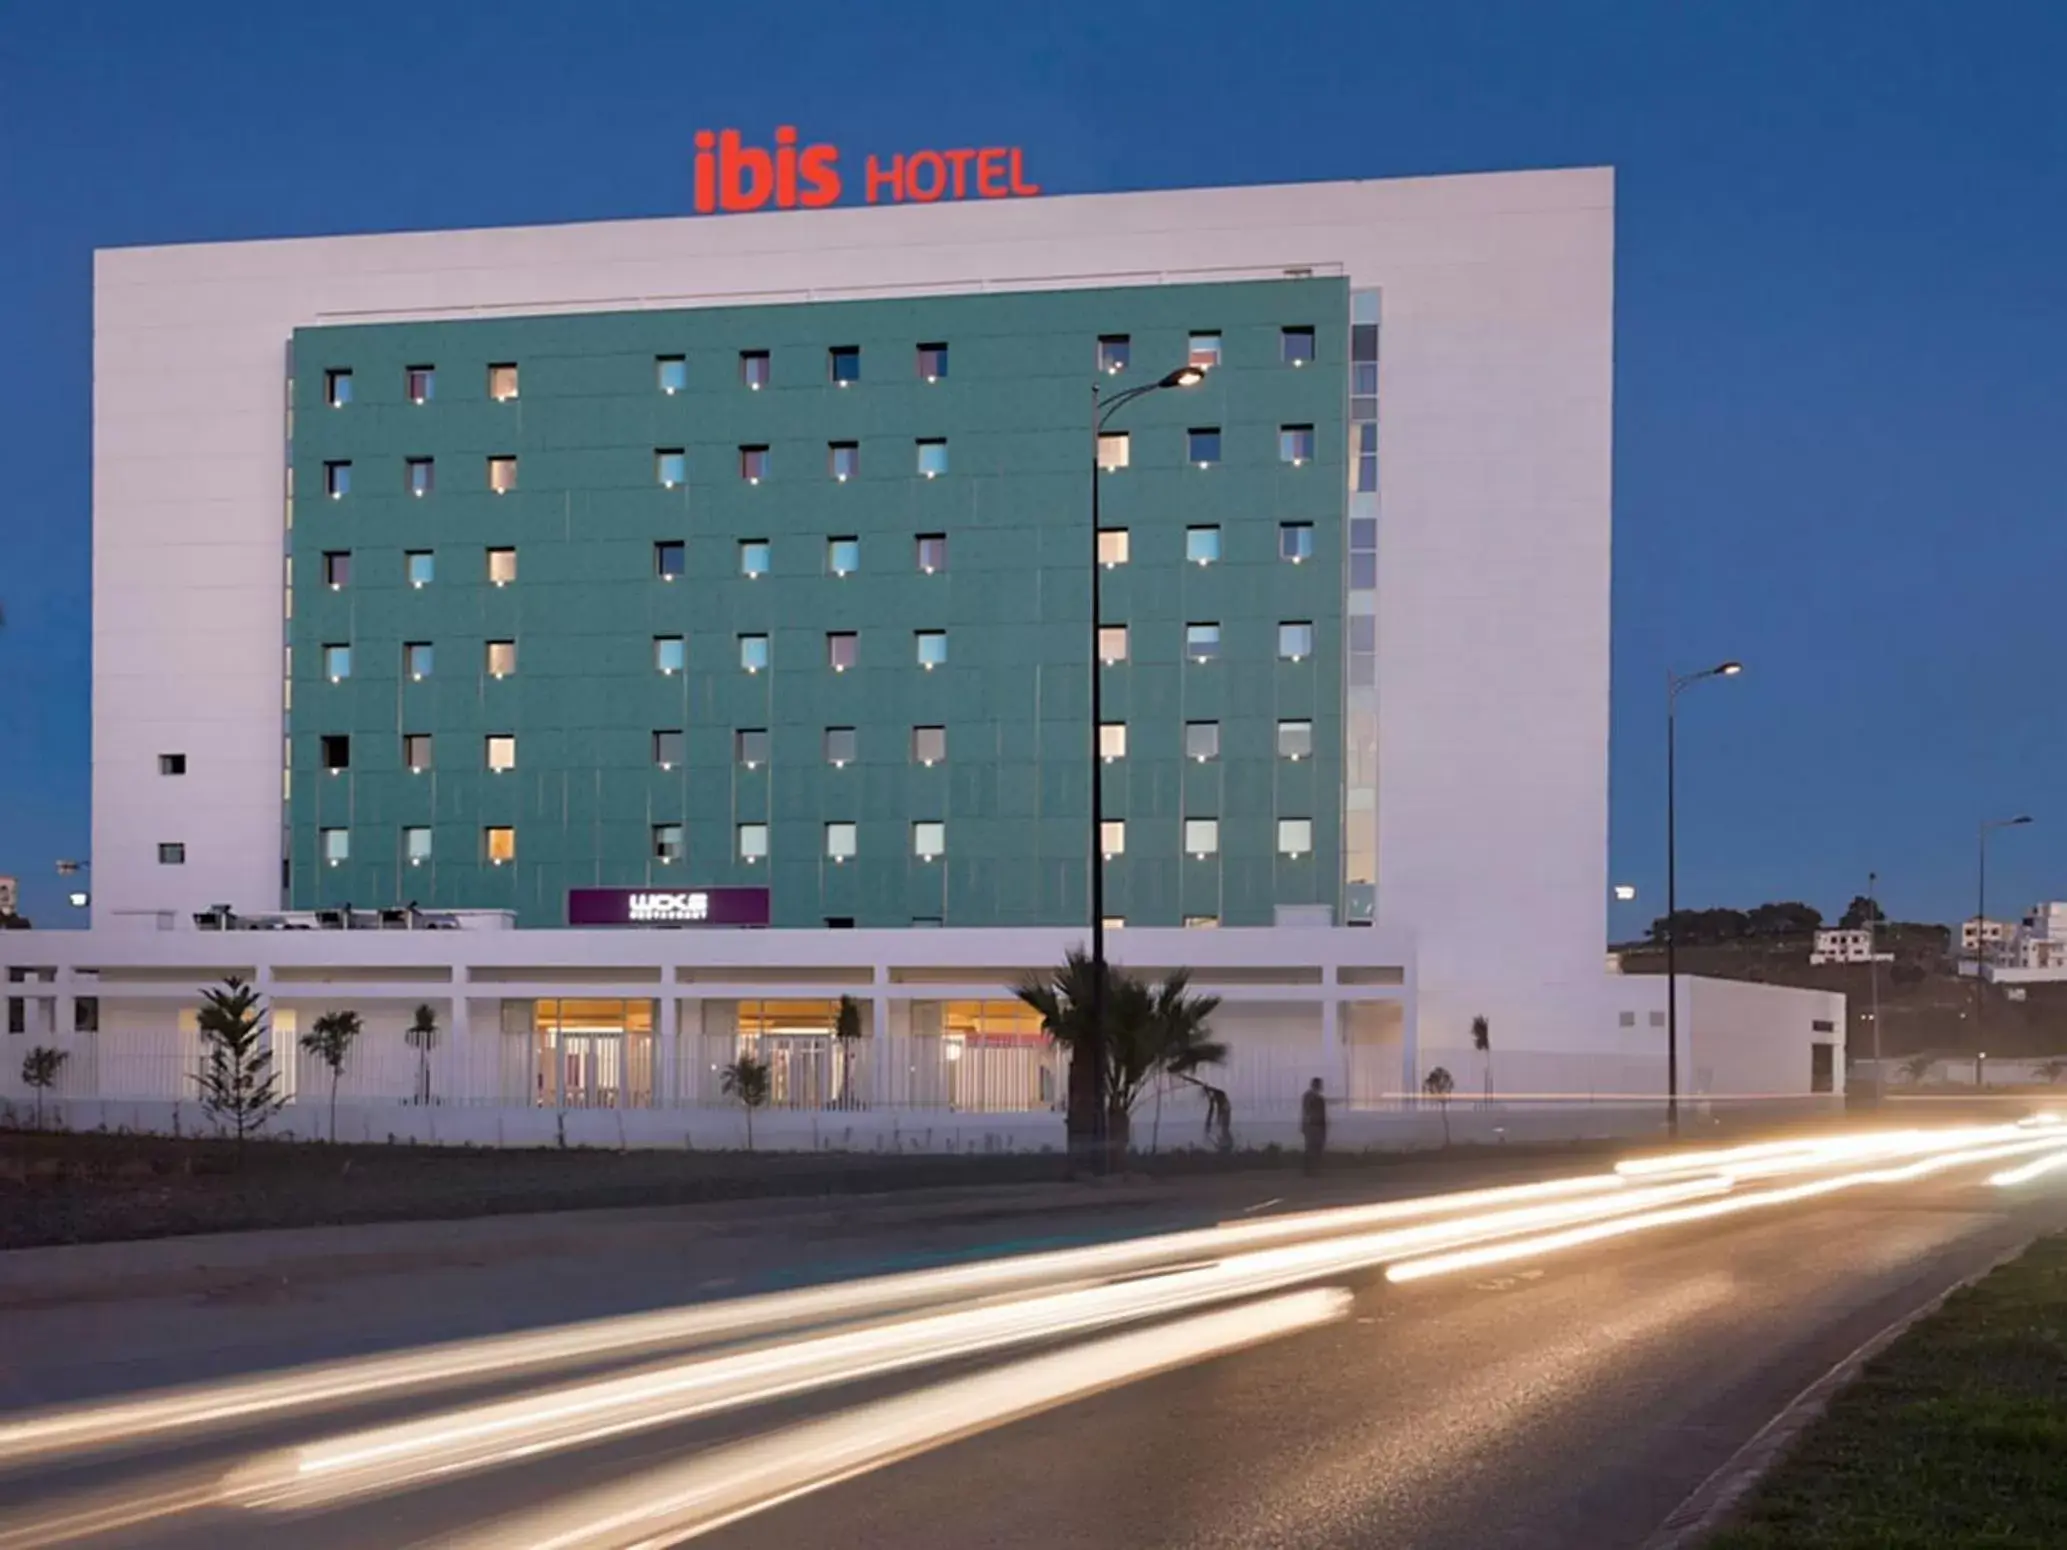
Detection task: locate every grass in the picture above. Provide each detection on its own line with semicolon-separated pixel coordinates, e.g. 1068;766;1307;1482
1710;1233;2067;1548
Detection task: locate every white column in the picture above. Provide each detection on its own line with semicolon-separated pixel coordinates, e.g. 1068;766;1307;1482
1320;993;1342;1096
659;989;679;1108
449;969;472;1103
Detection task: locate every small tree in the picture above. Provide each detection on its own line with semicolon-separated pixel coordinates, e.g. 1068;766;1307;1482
1423;1065;1456;1145
20;1046;68;1128
194;975;286;1153
834;993;864;1109
301;1009;363;1143
2040;1059;2067;1087
721;1054;772;1149
1902;1053;1936;1087
1471;1014;1492;1105
405;1003;440;1106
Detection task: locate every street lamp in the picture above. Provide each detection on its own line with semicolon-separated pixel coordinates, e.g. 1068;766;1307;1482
1866;869;1882;1102
1082;365;1204;1167
1665;660;1741;1138
1974;815;2033;1051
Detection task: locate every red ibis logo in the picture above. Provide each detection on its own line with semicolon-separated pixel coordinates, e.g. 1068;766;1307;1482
693;128;1040;213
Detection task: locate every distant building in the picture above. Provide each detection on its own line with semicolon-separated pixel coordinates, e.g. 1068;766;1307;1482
1960;916;2018;960
1809;927;1892;966
2011;903;2067;972
0;875;17;918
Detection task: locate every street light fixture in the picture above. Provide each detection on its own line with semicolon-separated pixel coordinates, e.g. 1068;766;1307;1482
1665;661;1742;1139
1974;814;2033;1051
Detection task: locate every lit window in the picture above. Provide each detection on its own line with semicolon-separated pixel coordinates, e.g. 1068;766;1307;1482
1279;621;1315;661
1188;333;1222;370
487;547;516;585
1184;915;1219;930
1097;528;1130;566
407;457;435;497
828;535;859;575
1097;335;1131;374
829;346;860;384
1277;720;1313;760
159;753;186;776
915;630;947;669
915;439;948;478
322;827;351;865
1103;916;1126;931
158;842;186;865
1281;327;1315;365
404;641;433;679
325;368;352;407
1280;424;1316;465
322;550;351;588
825;726;857;765
912;725;946;764
916;342;949;380
406;365;435;403
657;356;687;394
739;634;769;672
912;820;945;860
1278;818;1314;856
1096;433;1130;471
321;734;350;772
655;541;685;579
324;461;351;498
485;826;516;864
1186;623;1221;662
825;821;858;860
1184;818;1220;857
488;363;519;400
652;729;684;768
322;643;351;680
740;445;770;483
1187;428;1221;466
1098;625;1129;663
654;635;686;674
1186;526;1221;565
829;442;859;481
653;823;683;863
740;539;771;577
486;734;516;772
405;827;432;865
488;456;517;494
1101;820;1126;858
404;732;432;770
1280;523;1315;563
827;632;858;672
1186;722;1220;762
406;550;434;587
739;350;770;389
736;728;769;767
738;823;769;863
1099;722;1127;761
656;449;686;487
915;533;946;573
486;640;517;677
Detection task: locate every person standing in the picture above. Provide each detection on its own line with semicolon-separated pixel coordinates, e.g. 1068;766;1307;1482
1300;1077;1328;1174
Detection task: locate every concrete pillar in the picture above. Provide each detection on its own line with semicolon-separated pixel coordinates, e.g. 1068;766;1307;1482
1320;986;1341;1097
658;989;679;1108
1400;994;1420;1109
449;969;472;1103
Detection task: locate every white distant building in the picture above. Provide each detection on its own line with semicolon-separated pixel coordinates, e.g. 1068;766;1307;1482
1809;927;1892;966
2012;904;2067;973
0;875;17;917
1961;916;2018;958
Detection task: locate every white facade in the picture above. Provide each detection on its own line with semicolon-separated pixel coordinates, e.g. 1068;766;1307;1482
1809;927;1892;966
0;875;16;917
1961;916;2018;956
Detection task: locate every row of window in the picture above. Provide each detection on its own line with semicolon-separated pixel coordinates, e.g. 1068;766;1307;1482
319;329;1322;409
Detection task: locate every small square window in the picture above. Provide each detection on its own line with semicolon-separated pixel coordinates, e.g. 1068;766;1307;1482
1099;722;1127;761
825;821;858;861
1097;334;1131;374
487;547;517;585
1281;327;1315;365
158;842;186;865
320;733;350;772
827;632;858;672
1278;818;1314;856
740;539;771;577
825;726;858;765
739;633;770;673
488;363;519;400
1096;432;1130;471
159;753;186;776
829;346;860;384
1186;623;1221;662
654;635;686;674
652;729;684;768
485;826;516;864
325;368;352;407
736;728;769;767
1097;528;1130;567
1186;526;1221;565
738;822;769;862
1280;425;1316;465
655;541;686;579
405;827;432;865
1278;720;1313;760
1352;551;1378;590
915;630;947;669
1188;333;1222;370
1279;621;1315;661
322;643;352;680
486;734;517;772
828;535;860;575
1186;722;1220;762
324;461;351;498
1619;1010;1638;1029
1184;818;1220;857
1098;625;1129;663
656;449;687;488
652;823;684;863
657;356;687;394
739;350;770;389
916;342;949;380
740;445;770;483
913;725;946;765
916;439;948;478
406;550;434;587
829;442;859;481
407;457;435;497
1280;523;1315;563
404;732;432;770
322;827;351;865
488;455;517;494
1184;914;1220;930
915;533;946;573
913;820;945;860
404;642;434;679
1187;428;1221;466
322;550;351;588
486;640;517;677
406;365;435;403
1101;820;1126;858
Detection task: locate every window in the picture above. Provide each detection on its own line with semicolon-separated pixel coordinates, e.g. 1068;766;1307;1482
485;826;516;865
407;550;434;587
740;539;771;577
738;822;769;863
1098;625;1129;663
404;827;432;865
656;449;686;487
486;640;517;677
829;442;859;481
654;635;686;674
404;732;432;771
325;368;352;407
1096;432;1130;471
1279;621;1315;661
655;541;685;579
324;461;351;498
652;729;684;768
1186;623;1221;661
916;342;948;380
739;350;770;390
159;753;186;776
1278;818;1314;856
488;363;519;401
405;641;433;679
825;822;858;861
827;632;858;672
322;827;350;866
1280;424;1316;464
158;842;186;865
915;533;946;573
739;445;770;482
828;535;859;575
1186;722;1220;762
825;726;857;765
322;643;351;680
1186;526;1221;565
488;455;517;494
1101;820;1126;858
1278;720;1313;760
1619;1011;1637;1029
1281;327;1315;365
1187;428;1222;466
1097;334;1131;374
323;550;351;588
1188;332;1222;370
1184;818;1220;857
829;346;860;384
912;820;945;860
657;355;687;394
1184;915;1220;930
1280;522;1315;563
1099;722;1127;761
320;734;350;772
913;725;946;764
739;633;769;673
916;439;948;478
486;734;516;772
736;728;769;767
653;823;684;863
406;365;435;403
915;630;947;669
487;547;517;585
407;457;435;497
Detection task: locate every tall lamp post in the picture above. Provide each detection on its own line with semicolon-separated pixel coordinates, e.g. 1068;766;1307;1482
1080;365;1203;1167
1665;660;1742;1138
1866;870;1882;1101
1973;815;2033;1053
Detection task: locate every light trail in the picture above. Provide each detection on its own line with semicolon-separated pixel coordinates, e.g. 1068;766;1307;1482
1988;1148;2067;1187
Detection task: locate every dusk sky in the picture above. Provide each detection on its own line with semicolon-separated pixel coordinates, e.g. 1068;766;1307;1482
2;0;2063;930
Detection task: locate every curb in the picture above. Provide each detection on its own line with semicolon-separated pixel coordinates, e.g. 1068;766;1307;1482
1640;1238;2032;1550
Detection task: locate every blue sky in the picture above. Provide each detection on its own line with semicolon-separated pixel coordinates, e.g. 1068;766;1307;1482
2;0;2062;931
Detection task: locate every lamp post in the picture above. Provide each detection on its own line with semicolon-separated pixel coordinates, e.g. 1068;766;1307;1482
1867;870;1882;1101
1665;660;1742;1138
1081;365;1203;1168
1974;815;2032;1053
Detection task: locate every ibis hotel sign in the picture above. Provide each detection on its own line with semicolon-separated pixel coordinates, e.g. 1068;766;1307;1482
693;127;1040;213
567;887;771;928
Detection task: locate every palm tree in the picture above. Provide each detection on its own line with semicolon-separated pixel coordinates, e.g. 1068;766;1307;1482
1014;947;1110;1156
1154;971;1230;1151
20;1046;67;1129
301;1009;362;1143
1901;1053;1936;1087
834;994;864;1108
1471;1014;1492;1105
2040;1059;2067;1087
1423;1066;1456;1145
405;1003;439;1106
721;1055;771;1149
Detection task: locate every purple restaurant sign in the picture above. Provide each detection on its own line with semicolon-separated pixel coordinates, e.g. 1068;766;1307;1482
566;887;772;928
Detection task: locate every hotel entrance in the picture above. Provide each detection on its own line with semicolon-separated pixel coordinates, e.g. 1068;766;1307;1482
534;998;655;1108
